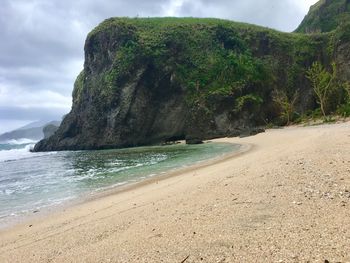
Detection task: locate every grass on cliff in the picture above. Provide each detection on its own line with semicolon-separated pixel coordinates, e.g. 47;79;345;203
83;18;324;115
296;0;350;33
73;16;348;126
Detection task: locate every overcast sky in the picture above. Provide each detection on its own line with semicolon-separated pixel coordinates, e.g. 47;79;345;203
0;0;318;133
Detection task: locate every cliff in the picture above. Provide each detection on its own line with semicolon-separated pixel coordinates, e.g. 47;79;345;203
296;0;350;33
34;2;350;151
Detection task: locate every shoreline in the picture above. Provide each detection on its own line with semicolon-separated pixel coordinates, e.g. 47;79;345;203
0;141;248;231
1;122;349;262
81;142;252;204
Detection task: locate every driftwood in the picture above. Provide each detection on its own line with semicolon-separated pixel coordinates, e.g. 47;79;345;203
180;255;190;263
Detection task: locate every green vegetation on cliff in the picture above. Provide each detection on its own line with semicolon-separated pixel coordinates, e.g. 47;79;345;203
77;17;330;122
35;0;350;151
296;0;350;33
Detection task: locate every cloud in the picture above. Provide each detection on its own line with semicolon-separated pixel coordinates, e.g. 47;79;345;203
172;0;319;32
0;85;71;111
162;0;186;16
297;0;319;12
0;0;316;133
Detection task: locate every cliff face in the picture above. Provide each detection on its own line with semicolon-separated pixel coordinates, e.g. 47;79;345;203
34;7;350;151
334;22;350;83
296;0;350;33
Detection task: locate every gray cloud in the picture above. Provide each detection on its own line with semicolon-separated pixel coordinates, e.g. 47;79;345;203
0;0;315;133
0;106;66;121
177;0;311;32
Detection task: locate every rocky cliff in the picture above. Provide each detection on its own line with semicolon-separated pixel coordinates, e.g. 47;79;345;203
296;0;350;33
34;1;350;151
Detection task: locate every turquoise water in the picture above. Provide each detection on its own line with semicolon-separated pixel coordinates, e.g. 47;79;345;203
0;140;239;226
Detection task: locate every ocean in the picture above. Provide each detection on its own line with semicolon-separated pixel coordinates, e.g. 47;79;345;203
0;139;239;227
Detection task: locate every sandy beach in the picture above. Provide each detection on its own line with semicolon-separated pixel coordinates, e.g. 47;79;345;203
0;122;349;262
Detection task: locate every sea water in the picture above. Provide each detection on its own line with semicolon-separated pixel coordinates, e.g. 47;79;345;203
0;139;239;227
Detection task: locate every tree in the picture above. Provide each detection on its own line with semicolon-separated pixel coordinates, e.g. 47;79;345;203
306;62;336;118
272;89;299;125
343;81;350;101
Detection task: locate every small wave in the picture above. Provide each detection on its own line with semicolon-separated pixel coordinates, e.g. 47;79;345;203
90;181;128;194
0;144;34;162
0;144;56;163
5;138;38;145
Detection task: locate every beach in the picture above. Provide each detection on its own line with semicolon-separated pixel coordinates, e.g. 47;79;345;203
0;122;349;262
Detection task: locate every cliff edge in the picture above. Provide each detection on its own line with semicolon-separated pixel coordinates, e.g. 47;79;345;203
34;2;350;151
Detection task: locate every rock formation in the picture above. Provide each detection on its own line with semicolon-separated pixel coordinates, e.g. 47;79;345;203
34;0;350;151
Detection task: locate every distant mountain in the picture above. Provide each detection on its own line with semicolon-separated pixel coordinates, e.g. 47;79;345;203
0;121;61;142
17;120;57;130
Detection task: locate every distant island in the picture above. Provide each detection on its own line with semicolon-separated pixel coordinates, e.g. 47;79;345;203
34;0;350;151
0;120;60;142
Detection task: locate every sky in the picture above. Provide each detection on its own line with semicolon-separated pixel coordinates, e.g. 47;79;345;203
0;0;318;133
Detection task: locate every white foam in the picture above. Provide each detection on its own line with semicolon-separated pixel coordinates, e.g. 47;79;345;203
0;144;56;163
5;138;38;145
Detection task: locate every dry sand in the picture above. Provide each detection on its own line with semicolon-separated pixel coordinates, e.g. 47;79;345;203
0;122;350;263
